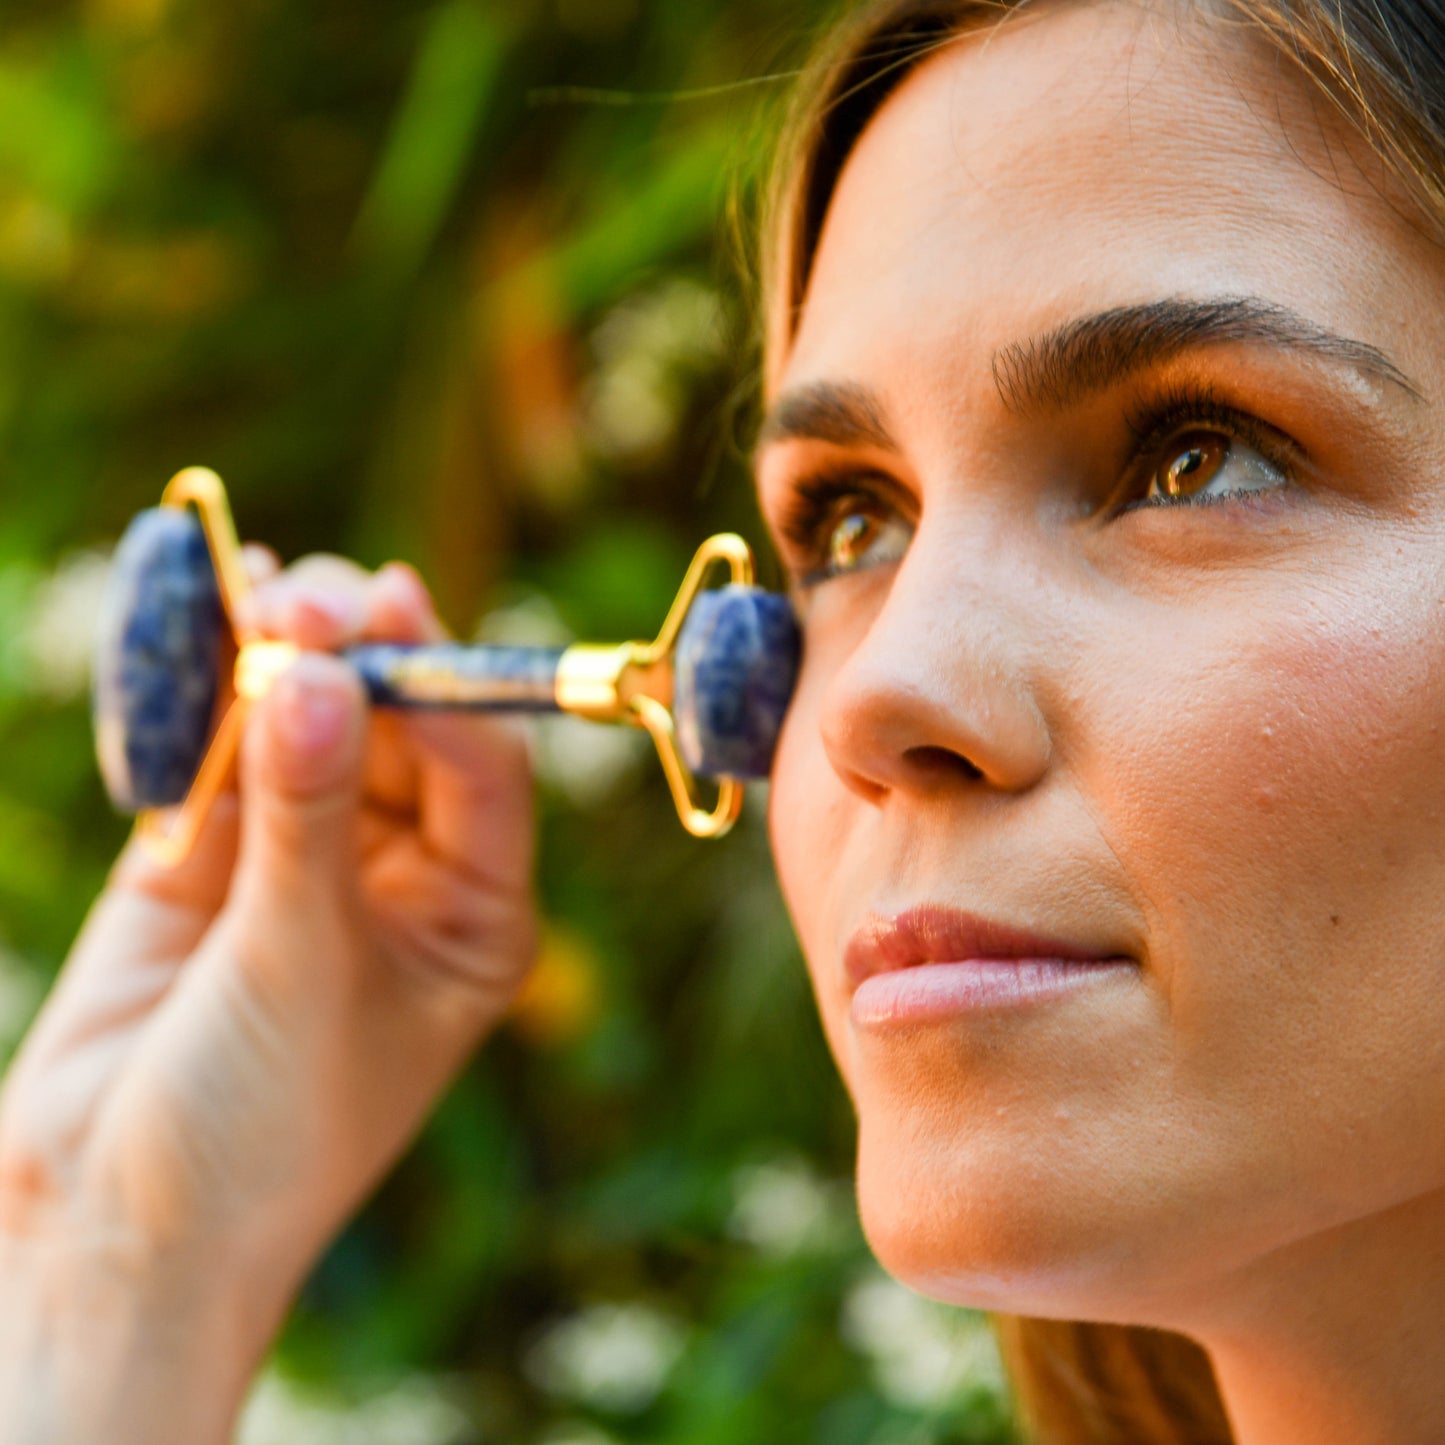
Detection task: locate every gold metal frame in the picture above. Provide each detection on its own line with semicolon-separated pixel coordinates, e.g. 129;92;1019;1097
556;533;754;839
135;468;257;865
133;470;756;862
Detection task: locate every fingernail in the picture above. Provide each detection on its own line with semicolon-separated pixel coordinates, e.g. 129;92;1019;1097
290;587;360;633
382;562;432;615
273;660;350;756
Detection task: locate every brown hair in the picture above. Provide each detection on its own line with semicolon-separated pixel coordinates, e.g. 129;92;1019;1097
756;1;1445;1440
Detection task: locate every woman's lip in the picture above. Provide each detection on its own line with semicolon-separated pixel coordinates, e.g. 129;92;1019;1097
844;903;1128;988
850;958;1137;1027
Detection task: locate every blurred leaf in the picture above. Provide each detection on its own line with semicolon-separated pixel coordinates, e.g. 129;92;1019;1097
351;1;512;279
508;126;734;320
0;43;119;217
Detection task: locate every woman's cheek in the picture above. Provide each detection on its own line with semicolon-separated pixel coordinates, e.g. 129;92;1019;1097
1098;593;1431;924
768;650;861;1075
1083;562;1445;1148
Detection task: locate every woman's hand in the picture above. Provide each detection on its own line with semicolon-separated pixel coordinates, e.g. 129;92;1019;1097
0;553;537;1442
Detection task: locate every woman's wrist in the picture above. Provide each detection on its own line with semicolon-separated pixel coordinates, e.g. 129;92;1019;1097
0;1226;283;1445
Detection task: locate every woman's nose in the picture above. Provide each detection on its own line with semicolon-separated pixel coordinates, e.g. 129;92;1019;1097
816;532;1054;803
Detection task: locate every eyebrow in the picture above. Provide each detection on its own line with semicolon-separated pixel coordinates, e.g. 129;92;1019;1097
756;296;1420;455
990;295;1420;412
755;379;898;453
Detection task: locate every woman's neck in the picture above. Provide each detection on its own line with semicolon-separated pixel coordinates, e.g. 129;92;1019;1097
1195;1189;1445;1445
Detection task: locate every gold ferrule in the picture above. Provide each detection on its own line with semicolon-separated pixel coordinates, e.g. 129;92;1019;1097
234;639;301;700
554;643;672;722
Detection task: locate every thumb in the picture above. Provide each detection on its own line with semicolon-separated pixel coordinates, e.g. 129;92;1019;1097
234;651;368;902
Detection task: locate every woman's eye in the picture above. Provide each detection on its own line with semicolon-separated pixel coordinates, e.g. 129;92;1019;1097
817;505;911;581
1139;429;1287;507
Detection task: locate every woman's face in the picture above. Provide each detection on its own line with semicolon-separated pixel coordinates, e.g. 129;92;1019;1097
760;0;1445;1330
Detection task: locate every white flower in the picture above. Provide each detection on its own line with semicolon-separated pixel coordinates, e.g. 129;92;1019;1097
727;1155;855;1259
237;1370;469;1445
841;1268;1006;1411
523;1302;687;1415
534;714;649;809
584;279;727;462
585;355;678;460
595;278;725;369
865;1427;935;1445
23;550;112;700
473;592;572;650
865;1428;934;1445
536;1424;623;1445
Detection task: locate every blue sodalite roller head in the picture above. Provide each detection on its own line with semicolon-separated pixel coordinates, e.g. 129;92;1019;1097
93;507;224;812
673;585;800;780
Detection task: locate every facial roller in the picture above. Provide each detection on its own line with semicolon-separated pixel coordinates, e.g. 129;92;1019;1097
93;468;801;864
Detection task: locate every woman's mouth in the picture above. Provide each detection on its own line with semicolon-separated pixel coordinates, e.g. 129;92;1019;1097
844;904;1136;1025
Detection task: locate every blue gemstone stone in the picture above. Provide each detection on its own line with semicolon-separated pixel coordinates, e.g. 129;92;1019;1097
93;508;224;812
673;585;800;780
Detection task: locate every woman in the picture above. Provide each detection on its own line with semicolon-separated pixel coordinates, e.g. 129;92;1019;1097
4;0;1444;1439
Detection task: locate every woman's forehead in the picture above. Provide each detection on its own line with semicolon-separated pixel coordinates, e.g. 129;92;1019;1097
782;0;1442;410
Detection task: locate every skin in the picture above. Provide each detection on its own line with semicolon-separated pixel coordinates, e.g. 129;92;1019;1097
757;2;1445;1440
5;3;1445;1443
0;555;536;1442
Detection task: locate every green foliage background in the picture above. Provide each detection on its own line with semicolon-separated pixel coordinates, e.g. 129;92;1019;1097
0;2;1015;1441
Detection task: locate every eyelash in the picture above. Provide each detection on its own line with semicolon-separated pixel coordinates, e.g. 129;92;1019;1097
771;382;1303;584
775;471;907;587
1113;381;1301;516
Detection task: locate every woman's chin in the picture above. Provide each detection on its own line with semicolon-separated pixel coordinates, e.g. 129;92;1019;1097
853;1124;1193;1322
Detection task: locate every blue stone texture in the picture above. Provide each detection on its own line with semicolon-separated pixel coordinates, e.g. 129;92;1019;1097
93;508;224;812
673;585;800;780
346;643;565;711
